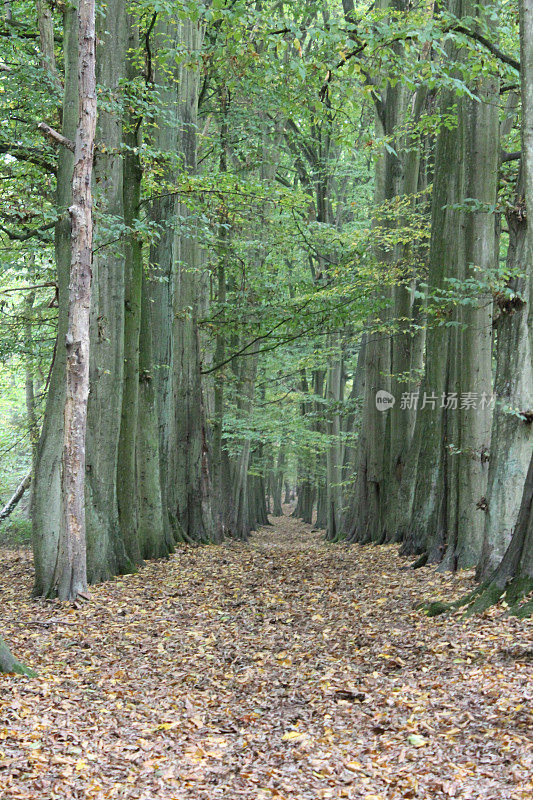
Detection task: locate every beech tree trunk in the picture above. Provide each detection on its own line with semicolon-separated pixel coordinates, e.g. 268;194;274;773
32;6;79;597
84;0;131;582
168;19;216;543
0;637;35;676
147;16;180;547
117;14;143;565
272;446;286;516
453;15;498;568
404;0;498;569
477;185;532;577
402;73;462;561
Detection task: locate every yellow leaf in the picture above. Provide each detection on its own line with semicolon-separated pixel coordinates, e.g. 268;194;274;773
158;721;180;731
282;731;302;741
345;761;363;771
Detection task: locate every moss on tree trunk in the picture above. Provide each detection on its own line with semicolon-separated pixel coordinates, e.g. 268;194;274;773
0;638;36;677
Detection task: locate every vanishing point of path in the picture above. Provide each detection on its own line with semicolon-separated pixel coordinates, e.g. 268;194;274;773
1;512;531;799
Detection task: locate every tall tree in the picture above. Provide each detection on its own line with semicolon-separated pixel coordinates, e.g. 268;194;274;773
55;0;97;601
83;0;132;581
32;4;79;597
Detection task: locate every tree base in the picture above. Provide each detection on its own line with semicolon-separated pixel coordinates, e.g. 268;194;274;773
423;576;533;618
0;639;36;677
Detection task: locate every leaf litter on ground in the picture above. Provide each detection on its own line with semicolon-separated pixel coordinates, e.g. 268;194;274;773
1;510;532;799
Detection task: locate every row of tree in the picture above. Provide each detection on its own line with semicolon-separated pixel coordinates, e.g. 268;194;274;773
291;0;533;616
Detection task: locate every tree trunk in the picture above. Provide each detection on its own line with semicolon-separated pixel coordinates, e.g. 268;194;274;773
465;452;533;616
477;177;533;577
36;0;61;92
402;75;462;560
32;6;78;597
136;271;171;559
147;16;180;547
325;341;343;539
384;87;427;542
0;637;35;677
431;0;533;614
272;446;286;516
53;0;97;602
168;20;216;543
84;0;131;583
211;86;230;534
453;14;498;568
117;14;143;565
227;353;258;539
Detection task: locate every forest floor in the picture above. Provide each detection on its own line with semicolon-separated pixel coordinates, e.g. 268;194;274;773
1;510;532;800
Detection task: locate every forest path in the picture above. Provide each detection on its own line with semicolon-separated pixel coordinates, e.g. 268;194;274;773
1;513;532;799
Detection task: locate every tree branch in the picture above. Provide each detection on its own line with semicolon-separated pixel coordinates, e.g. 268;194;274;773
452;25;520;72
0;220;56;241
0;142;56;174
0;473;31;523
37;122;75;151
501;150;521;163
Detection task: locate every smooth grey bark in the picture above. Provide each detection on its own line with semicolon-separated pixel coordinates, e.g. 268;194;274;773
340;336;365;529
168;19;216;543
384;87;427;542
84;0;131;582
326;338;343;538
473;0;532;608
292;370;316;524
403;78;463;560
248;446;270;528
478;183;533;577
211;86;230;534
147;17;180;546
272;445;286;516
117;15;143;565
468;451;533;616
346;101;396;546
227;353;259;539
137;271;171;558
344;0;409;544
453;24;498;568
450;0;533;614
434;451;533;618
32;6;77;597
404;0;498;568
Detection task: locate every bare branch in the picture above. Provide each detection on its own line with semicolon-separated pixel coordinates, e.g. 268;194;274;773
37;122;75;152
